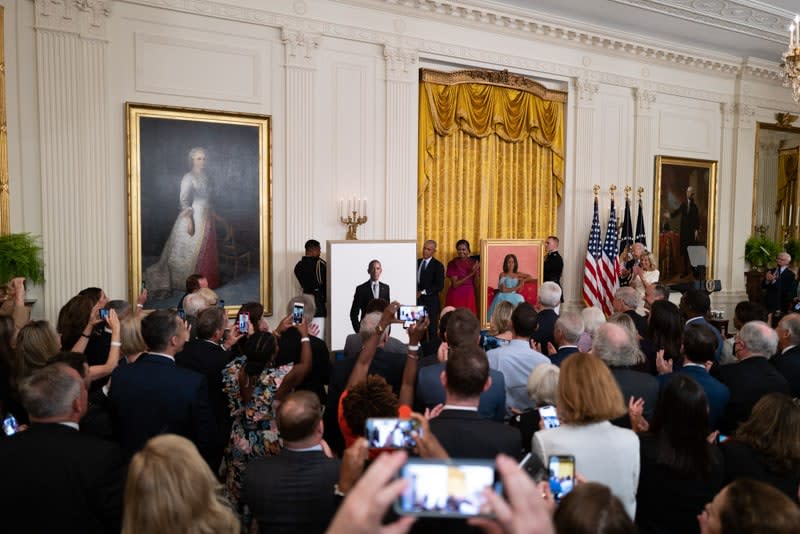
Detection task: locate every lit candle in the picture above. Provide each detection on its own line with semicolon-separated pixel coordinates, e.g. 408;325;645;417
363;198;367;217
353;196;357;214
339;198;343;218
792;24;796;49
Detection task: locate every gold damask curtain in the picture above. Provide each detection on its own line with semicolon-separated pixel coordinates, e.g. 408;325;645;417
418;69;565;261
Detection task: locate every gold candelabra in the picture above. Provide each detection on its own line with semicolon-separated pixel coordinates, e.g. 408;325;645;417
341;210;367;240
783;15;800;102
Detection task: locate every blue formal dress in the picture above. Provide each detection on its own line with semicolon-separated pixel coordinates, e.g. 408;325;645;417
487;275;525;321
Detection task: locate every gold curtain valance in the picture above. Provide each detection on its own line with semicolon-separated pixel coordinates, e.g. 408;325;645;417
419;69;565;203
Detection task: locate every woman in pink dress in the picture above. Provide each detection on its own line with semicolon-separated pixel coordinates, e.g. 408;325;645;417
445;239;479;314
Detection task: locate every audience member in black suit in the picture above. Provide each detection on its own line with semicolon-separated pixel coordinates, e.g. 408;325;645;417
419;307;455;367
717;321;790;434
613;287;648;338
175;306;241;472
294;239;328;321
720;392;800;502
639;300;683;375
417;239;445;338
430;343;524;460
242;391;341;534
656;324;730;431
349;260;390;333
634;374;724;534
122;434;238;534
680;289;724;363
547;311;582;367
594;322;659;427
276;295;331;404
109;309;215;464
531;281;561;349
50;351;114;441
762;251;795;317
773;312;800;396
0;364;127;533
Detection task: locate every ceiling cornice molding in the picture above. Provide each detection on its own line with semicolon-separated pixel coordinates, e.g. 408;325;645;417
607;0;793;44
333;0;783;80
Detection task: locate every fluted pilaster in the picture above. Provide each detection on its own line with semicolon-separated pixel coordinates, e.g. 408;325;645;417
34;0;112;319
282;27;319;260
384;45;418;240
633;88;657;235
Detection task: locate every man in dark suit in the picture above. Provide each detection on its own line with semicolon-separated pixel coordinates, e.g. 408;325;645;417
242;391;340;534
613;286;648;337
416;307;505;421
549;311;582;367
594;323;659;427
680;289;724;363
762;251;795;317
543;236;564;303
531;281;561;350
109;309;215;465
0;364;127;533
773;313;800;397
417;239;445;338
350;259;390;332
670;186;700;276
294;239;328;336
718;321;790;434
657;323;730;430
430;342;524;460
618;242;644;287
176;306;240;472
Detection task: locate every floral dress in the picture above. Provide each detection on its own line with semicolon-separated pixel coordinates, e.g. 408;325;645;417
220;355;293;520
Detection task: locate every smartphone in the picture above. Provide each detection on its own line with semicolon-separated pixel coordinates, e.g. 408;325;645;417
519;452;546;481
218;299;225;309
292;302;305;325
395;459;501;518
177;309;186;320
365;418;421;449
548;455;575;503
397;305;427;328
238;312;249;334
538;405;560;429
99;308;109;320
140;280;146;291
2;414;18;436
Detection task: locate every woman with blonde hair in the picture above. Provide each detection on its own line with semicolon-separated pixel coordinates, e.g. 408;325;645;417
14;320;60;387
482;300;514;351
122;434;238;534
119;315;147;364
533;352;640;518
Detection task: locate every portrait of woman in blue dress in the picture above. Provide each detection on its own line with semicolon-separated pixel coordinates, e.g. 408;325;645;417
487;254;533;321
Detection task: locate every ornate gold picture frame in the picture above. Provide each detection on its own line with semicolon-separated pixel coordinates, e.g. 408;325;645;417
126;103;272;314
479;239;544;326
653;156;717;285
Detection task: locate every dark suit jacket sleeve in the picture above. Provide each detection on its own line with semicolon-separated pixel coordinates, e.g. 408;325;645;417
190;377;216;466
350;286;362;332
428;260;445;295
382;283;390;302
89;444;128;533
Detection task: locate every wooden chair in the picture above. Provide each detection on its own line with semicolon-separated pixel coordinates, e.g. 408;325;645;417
218;221;250;280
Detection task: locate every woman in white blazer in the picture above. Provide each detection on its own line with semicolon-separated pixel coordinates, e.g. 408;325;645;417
532;352;640;518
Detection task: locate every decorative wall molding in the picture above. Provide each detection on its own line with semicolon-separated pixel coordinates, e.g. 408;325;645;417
634;87;656;111
384;45;417;82
281;27;320;67
575;78;599;103
736;103;757;128
126;0;783;82
35;0;113;39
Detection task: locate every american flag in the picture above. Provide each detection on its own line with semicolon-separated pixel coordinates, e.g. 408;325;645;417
583;196;605;310
635;197;647;248
600;197;620;315
619;196;633;256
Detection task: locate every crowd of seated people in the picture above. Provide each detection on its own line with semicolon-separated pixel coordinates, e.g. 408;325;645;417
0;270;799;534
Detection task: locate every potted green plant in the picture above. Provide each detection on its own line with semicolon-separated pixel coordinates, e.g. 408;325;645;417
744;235;780;303
0;233;45;285
784;238;800;269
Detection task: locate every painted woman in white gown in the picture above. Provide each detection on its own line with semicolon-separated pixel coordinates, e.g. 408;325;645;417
145;147;220;294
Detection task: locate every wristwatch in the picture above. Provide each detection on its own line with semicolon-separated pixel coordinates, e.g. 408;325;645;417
375;324;385;335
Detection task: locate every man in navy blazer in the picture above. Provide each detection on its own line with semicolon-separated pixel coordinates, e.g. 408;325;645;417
549;311;583;367
657;323;729;430
680;289;724;363
531;282;561;350
349;260;390;332
109;309;215;465
773;313;800;397
762;252;795;316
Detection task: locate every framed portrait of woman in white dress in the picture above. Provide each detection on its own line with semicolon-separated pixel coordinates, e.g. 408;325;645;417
126;103;272;315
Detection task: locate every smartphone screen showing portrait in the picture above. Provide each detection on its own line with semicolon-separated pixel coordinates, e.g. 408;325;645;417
292;303;305;325
395;459;500;518
365;418;421;449
548;455;575;503
538;405;560;429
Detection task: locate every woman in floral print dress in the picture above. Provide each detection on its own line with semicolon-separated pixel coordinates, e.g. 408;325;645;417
220;315;312;523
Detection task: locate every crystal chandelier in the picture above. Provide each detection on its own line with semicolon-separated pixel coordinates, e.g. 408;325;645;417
783;15;800;103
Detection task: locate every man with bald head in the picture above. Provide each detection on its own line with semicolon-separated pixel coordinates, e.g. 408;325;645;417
242;390;341;533
718;321;790;434
671;185;700;277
